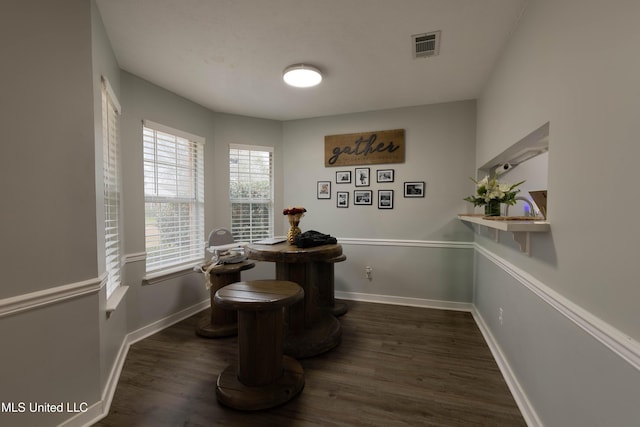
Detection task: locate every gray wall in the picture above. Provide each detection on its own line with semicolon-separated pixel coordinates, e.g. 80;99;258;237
0;1;100;426
282;103;476;305
475;0;640;425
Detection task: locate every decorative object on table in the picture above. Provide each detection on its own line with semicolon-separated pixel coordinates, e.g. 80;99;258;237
293;230;337;248
377;190;394;209
464;176;525;217
404;181;425;198
336;191;349;208
376;169;394;183
354;167;370;186
283;206;306;244
317;181;331;199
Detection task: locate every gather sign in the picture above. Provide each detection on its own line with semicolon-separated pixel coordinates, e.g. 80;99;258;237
324;129;405;167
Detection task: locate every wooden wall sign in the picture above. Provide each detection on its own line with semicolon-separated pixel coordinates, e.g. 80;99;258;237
324;129;405;167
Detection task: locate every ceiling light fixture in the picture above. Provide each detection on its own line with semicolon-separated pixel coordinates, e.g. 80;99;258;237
282;64;322;88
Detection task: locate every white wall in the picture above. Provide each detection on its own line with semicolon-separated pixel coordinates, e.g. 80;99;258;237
475;0;640;424
282;102;476;305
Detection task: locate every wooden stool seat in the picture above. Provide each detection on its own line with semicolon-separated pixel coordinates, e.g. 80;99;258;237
316;254;348;317
214;280;305;411
196;260;255;338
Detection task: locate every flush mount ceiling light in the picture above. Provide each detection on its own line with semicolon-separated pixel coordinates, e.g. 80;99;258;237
282;64;322;88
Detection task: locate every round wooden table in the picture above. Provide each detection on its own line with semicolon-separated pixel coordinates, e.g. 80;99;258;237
245;242;343;358
214;280;305;411
195;260;255;338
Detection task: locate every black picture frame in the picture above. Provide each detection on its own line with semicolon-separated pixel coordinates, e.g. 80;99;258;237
404;181;425;198
353;190;373;205
317;181;331;199
376;169;394;183
337;191;349;208
354;167;370;187
378;190;394;209
336;170;351;184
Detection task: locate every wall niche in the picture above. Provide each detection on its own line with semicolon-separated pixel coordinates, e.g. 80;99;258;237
478;122;549;218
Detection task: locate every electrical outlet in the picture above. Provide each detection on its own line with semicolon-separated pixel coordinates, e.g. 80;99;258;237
499;307;504;326
365;266;373;280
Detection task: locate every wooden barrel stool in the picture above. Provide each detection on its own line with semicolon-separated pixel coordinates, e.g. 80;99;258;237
196;260;255;338
316;254;348;317
214;280;305;411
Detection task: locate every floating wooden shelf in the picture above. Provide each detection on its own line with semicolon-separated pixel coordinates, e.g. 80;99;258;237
458;214;550;255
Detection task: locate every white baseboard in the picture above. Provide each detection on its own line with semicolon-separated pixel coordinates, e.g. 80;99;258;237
126;299;210;344
335;290;473;312
72;298;210;427
471;308;542;427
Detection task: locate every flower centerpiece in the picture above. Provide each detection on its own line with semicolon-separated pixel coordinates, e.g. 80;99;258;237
464;176;525;216
283;206;306;244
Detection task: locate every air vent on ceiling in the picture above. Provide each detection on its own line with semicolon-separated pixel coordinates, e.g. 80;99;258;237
412;31;441;58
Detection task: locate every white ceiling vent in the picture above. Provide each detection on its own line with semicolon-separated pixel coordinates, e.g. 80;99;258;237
412;31;441;58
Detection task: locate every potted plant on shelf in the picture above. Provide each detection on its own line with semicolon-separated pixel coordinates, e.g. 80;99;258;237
464;176;525;216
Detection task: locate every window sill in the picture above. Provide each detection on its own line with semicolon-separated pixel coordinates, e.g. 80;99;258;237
106;286;129;314
142;261;205;286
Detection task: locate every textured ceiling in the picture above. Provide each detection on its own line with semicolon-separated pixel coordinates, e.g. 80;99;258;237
96;0;528;121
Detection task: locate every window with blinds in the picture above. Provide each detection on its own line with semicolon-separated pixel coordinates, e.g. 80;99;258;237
101;77;122;299
143;121;205;273
229;145;274;242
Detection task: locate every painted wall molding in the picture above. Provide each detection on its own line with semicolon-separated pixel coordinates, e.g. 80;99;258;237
123;251;146;264
475;243;640;371
338;237;474;249
0;273;105;318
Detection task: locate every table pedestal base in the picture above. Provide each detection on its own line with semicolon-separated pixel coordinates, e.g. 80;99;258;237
195;311;237;338
216;356;304;411
195;261;254;339
284;314;341;359
332;302;348;317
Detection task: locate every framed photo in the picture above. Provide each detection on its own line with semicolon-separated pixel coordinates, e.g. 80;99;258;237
353;190;373;205
354;167;370;187
337;191;349;208
336;170;351;184
317;181;331;199
404;181;425;198
376;169;394;183
378;190;394;209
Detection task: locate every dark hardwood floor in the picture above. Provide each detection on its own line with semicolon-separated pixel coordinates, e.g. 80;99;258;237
95;301;526;426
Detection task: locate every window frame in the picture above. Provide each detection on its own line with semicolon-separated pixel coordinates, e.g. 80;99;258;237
229;144;275;242
101;76;122;300
142;120;205;276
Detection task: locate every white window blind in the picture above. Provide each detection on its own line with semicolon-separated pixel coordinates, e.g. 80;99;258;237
101;77;122;299
143;120;205;273
229;144;274;242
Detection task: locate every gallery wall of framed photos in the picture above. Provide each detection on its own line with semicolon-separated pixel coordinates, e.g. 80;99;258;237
319;166;425;209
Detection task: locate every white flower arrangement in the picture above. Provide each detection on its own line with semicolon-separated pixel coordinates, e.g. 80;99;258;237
464;175;525;207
